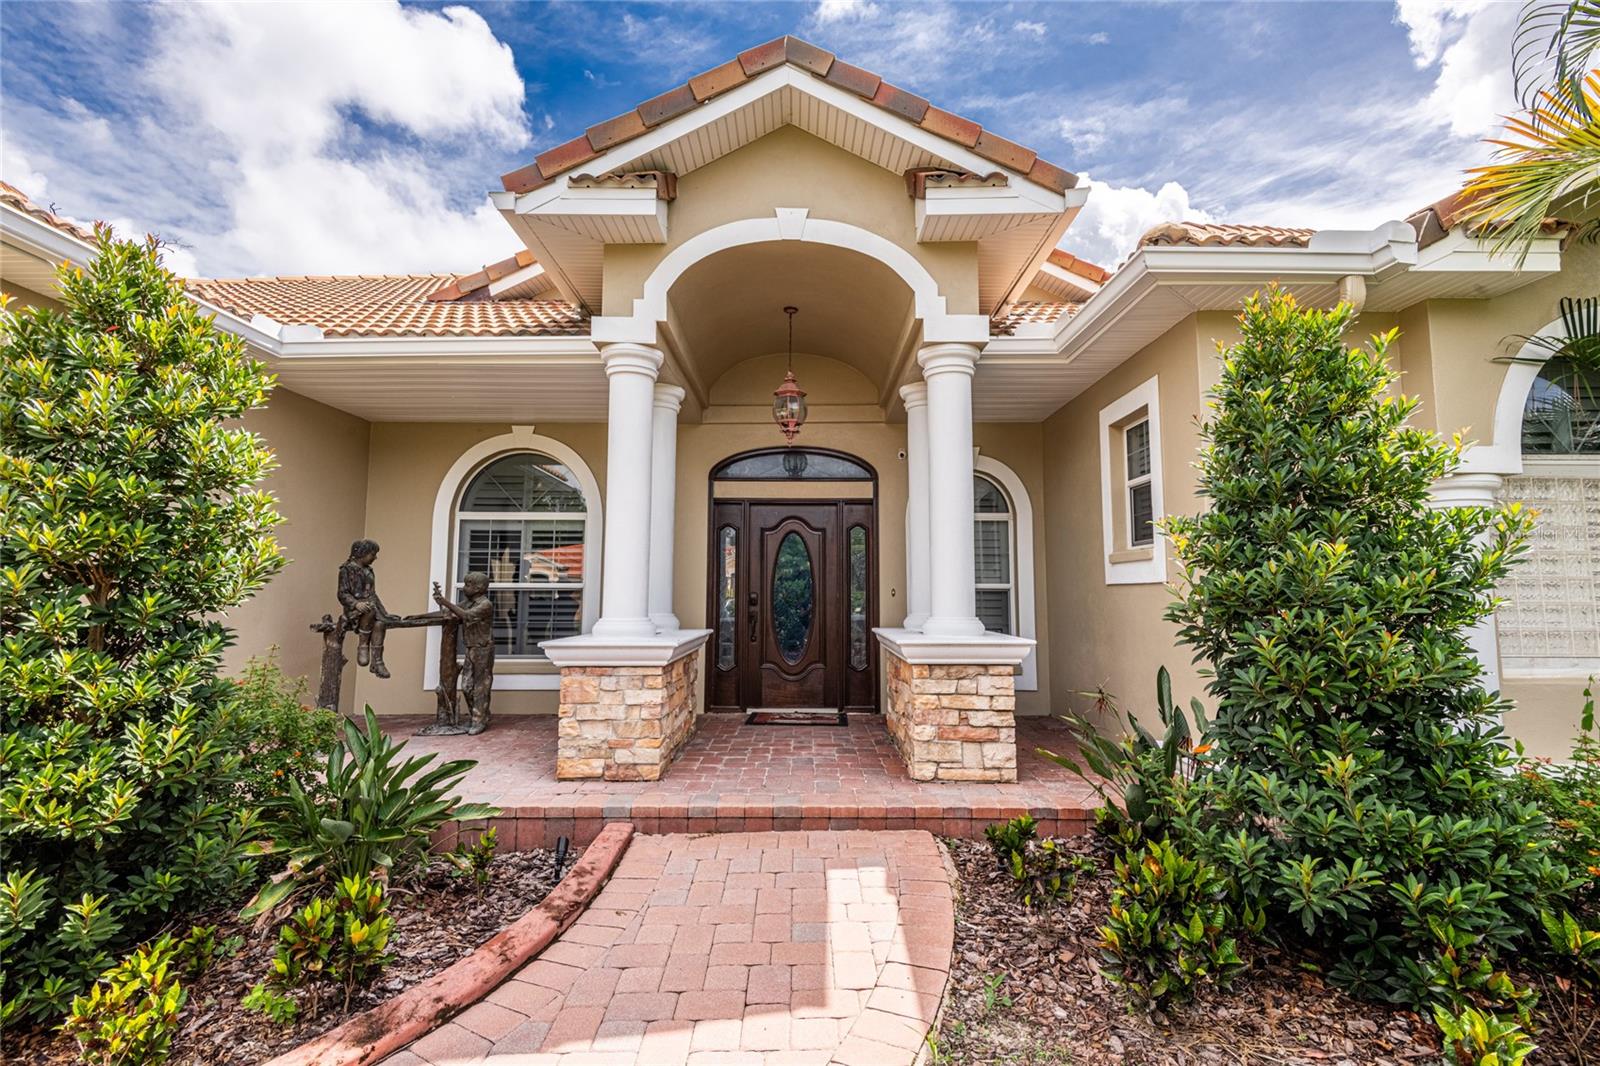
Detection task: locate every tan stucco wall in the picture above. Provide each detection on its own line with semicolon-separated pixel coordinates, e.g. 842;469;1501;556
0;279;65;311
602;126;979;316
223;387;371;705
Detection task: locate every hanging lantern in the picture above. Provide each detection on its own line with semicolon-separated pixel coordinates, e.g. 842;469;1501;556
772;305;807;444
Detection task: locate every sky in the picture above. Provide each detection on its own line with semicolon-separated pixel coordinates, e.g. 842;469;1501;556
0;0;1522;279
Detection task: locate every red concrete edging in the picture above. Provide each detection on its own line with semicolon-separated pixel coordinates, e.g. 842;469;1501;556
262;821;635;1066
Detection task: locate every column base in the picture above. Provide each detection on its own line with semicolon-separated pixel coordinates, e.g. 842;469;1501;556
542;631;711;781
921;616;987;638
592;617;658;639
874;629;1034;783
649;612;681;632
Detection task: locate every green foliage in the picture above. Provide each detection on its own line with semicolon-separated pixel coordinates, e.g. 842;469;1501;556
63;935;187;1066
985;815;1093;908
240;981;298;1026
1039;667;1208;838
979;972;1012;1015
984;813;1038;859
1097;838;1245;1011
1538;909;1600;984
244;707;499;919
1;232;282;1022
269;874;394;1012
1161;290;1572;1007
1433;1004;1537;1066
212;650;340;806
448;827;499;889
1507;682;1600;921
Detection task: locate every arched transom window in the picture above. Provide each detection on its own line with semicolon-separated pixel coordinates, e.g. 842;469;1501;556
974;474;1016;635
455;452;588;658
1521;356;1600;454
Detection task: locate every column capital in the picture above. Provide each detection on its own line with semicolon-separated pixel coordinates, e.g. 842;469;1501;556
652;382;687;412
1429;472;1505;509
917;343;981;378
898;381;929;409
601;343;664;378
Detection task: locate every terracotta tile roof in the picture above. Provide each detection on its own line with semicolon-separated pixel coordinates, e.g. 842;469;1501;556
991;301;1081;335
501;35;1077;197
1045;249;1111;284
1139;222;1316;248
1404;189;1565;249
184;274;588;337
0;181;97;244
427;249;538;302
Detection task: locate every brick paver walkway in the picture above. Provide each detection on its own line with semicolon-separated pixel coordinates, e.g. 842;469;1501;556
401;714;1099;847
385;830;954;1066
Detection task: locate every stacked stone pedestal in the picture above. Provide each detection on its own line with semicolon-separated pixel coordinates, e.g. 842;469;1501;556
882;651;1018;782
555;650;701;781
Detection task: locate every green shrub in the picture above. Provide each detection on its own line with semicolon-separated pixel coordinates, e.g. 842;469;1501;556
448;827;499;889
244;708;498;918
240;981;298;1026
1433;1004;1536;1066
270;896;337;989
1538;909;1600;984
1;233;281;1022
63;935;188;1066
983;814;1038;860
269;873;393;1012
984;816;1091;909
1161;290;1573;1007
212;650;339;806
1098;838;1246;1010
1040;666;1208;839
1507;683;1600;922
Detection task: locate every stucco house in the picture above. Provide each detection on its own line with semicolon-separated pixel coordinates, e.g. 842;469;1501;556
3;36;1594;783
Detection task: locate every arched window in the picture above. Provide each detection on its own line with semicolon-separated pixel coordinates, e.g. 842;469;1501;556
1521;356;1600;454
454;452;588;658
974;474;1016;636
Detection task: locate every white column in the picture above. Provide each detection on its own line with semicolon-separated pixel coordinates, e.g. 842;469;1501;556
918;343;985;638
648;383;686;632
1430;472;1506;691
900;382;932;630
593;343;662;639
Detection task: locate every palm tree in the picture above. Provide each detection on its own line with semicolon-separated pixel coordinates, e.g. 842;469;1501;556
1460;1;1600;260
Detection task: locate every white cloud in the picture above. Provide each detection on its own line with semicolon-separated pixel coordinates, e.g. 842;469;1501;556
812;0;881;25
1393;0;1517;136
1;136;52;201
1086;32;1110;45
1062;177;1214;267
1014;20;1047;38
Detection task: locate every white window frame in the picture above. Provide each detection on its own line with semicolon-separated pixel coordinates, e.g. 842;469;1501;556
1099;376;1166;585
973;473;1016;633
1124;418;1155;548
974;453;1038;691
426;428;602;692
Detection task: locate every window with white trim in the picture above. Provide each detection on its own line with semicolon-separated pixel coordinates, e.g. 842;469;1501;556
1124;418;1154;548
974;474;1015;635
454;452;588;658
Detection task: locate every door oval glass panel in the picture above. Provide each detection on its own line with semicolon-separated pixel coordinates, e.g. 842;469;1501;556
772;531;815;665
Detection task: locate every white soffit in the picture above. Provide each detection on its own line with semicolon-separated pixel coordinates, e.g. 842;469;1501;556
1;203;94;295
1030;260;1102;301
266;355;608;423
517;183;670;245
488;261;555;299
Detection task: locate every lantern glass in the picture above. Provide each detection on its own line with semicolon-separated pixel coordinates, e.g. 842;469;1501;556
771;371;808;443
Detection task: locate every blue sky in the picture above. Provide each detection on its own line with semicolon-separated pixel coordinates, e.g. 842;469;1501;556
0;0;1520;278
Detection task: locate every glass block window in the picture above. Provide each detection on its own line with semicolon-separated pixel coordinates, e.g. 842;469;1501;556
456;452;588;658
1522;357;1600;454
1125;419;1154;548
974;474;1015;635
1498;474;1600;674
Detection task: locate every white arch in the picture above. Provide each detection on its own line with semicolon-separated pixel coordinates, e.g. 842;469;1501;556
1460;313;1570;476
424;428;604;692
974;452;1039;692
589;210;993;346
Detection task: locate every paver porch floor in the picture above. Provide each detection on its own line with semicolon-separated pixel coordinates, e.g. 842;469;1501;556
385;830;954;1066
392;713;1101;847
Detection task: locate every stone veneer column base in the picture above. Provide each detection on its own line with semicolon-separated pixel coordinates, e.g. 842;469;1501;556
882;649;1018;782
542;631;710;782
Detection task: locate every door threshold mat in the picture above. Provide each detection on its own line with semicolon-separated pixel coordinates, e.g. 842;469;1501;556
744;710;849;726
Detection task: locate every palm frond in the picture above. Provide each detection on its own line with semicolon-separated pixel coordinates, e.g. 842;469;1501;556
1460;71;1600;264
1514;0;1600;121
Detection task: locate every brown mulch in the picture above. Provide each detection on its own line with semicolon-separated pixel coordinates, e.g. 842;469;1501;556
935;835;1597;1065
10;847;572;1066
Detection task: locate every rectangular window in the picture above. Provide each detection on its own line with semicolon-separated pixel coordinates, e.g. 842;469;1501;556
1125;418;1154;548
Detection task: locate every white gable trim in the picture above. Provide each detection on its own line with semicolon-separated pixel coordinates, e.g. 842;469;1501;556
590;210;992;345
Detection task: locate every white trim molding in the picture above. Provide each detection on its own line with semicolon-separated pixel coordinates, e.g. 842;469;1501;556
873;627;1035;666
424;428;604;692
973;453;1038;690
541;629;711;668
1099;376;1166;585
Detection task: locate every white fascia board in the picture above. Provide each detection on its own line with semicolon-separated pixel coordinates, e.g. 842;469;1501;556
487;260;547;297
1037;260;1102;296
0;204;96;267
1413;228;1564;274
272;335;600;359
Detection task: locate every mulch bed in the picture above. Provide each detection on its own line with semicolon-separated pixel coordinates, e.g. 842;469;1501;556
936;835;1597;1065
11;847;573;1066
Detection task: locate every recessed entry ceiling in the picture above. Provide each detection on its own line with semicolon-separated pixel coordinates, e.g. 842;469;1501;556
669;240;912;395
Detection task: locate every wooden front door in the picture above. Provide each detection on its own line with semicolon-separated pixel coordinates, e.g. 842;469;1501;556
707;500;876;711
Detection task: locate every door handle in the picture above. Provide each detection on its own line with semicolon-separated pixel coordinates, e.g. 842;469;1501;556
748;591;758;642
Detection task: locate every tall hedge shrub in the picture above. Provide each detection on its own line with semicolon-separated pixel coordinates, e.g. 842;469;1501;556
0;232;283;1022
1165;289;1572;1005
